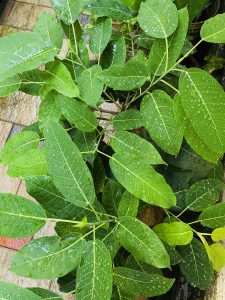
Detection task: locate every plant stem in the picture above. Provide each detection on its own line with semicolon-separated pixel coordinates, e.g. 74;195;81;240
160;79;179;93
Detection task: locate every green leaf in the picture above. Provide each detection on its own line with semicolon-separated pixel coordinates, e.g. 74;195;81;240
7;149;48;177
116;217;170;268
41;61;79;98
0;75;21;97
186;0;208;22
199;203;225;228
11;235;85;279
58;96;98;132
93;156;105;193
113;109;143;131
51;0;84;25
98;60;149;91
210;243;225;272
78;65;104;107
0;281;42;300
110;153;176;208
148;8;188;75
34;12;63;49
76;240;112;300
28;288;62;300
173;94;221;163
100;36;126;69
25;176;86;219
153;222;193;246
44;120;96;208
110;131;165;165
141;90;183;155
113;267;174;297
117;191;139;217
125;254;162;275
179;68;225;154
103;228;120;259
178;238;214;290
111;285;135;300
0;131;39;165
61;19;82;47
201;13;225;43
163;243;182;265
85;0;134;21
0;32;57;81
70;129;96;164
0;193;46;238
185;179;224;212
102;180;124;216
166;142;214;171
20;69;44;95
90;17;112;55
208;161;224;182
39;90;61;130
137;0;178;38
212;228;225;242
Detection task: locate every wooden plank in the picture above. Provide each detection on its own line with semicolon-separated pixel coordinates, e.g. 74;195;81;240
5;1;54;31
0;166;21;193
0;92;40;126
0;121;12;148
0;246;52;289
17;0;52;7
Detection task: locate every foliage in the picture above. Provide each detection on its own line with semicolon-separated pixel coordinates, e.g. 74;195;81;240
0;0;225;299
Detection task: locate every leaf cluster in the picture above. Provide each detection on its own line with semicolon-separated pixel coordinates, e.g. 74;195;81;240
0;0;225;299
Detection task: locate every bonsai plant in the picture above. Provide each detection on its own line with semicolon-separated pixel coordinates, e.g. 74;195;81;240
0;0;225;299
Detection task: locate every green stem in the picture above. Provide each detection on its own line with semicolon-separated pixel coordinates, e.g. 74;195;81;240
160;79;179;93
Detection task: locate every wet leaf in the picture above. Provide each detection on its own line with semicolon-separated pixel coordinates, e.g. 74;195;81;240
51;0;84;25
8;149;48;177
78;65;104;107
11;235;85;279
0;32;57;81
148;8;188;75
0;131;39;165
34;12;63;49
110;153;176;209
178;238;214;290
28;288;62;300
102;180;124;216
199;203;225;228
153;222;193;246
113;109;143;131
110;130;165;165
125;254;162;275
113;267;174;297
85;0;134;21
76;240;112;300
58;96;98;132
141;90;183;155
201;13;225;43
98;60;149;91
44;120;96;208
179;68;225;154
173;94;221;163
0;193;46;238
116;217;170;268
117;191;139;217
41;61;79;98
138;0;178;38
185;179;224;212
0;282;42;300
90;17;112;55
0;75;21;97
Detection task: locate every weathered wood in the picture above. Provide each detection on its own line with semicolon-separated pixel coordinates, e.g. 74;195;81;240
0;121;12;148
5;2;54;31
0;92;40;126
